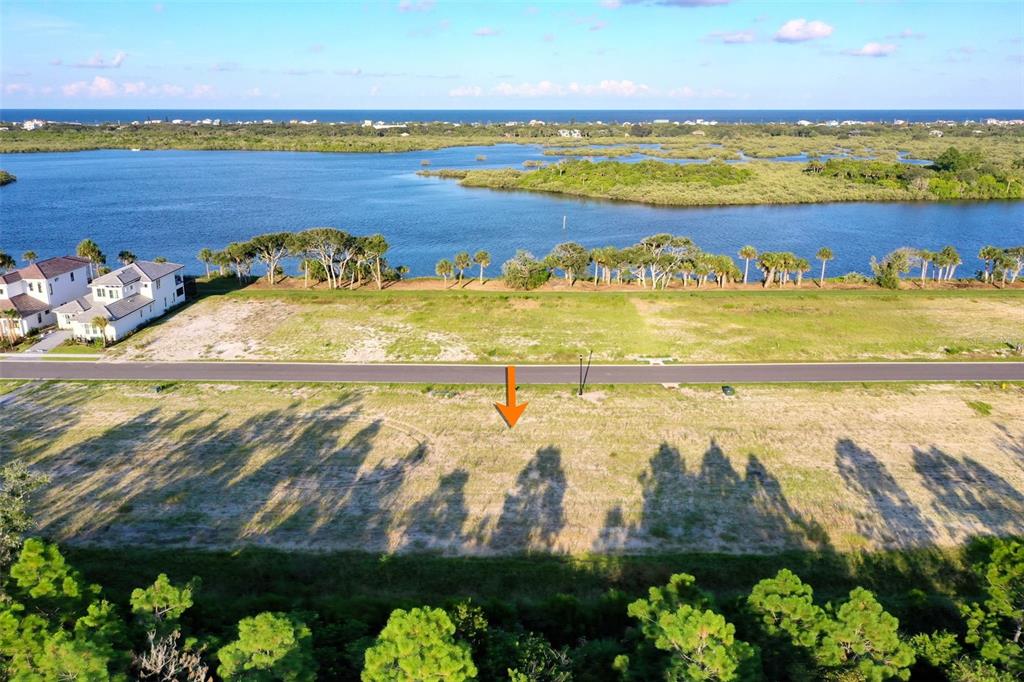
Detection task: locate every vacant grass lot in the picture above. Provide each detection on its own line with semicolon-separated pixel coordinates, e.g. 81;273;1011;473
3;379;1021;555
108;287;1024;363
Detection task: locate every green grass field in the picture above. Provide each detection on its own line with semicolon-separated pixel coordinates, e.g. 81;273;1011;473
110;286;1024;364
3;379;1021;556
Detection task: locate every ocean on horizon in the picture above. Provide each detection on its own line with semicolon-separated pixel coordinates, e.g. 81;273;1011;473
3;108;1023;125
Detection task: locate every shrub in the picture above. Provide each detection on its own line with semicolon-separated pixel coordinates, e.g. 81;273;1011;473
502;250;550;290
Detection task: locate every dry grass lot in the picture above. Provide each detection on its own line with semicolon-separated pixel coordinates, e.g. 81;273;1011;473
108;287;1024;364
3;380;1022;555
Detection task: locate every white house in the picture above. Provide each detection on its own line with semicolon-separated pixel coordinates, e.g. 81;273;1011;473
0;256;92;338
55;260;186;342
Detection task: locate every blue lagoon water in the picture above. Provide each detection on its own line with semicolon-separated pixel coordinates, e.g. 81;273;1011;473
1;145;1022;278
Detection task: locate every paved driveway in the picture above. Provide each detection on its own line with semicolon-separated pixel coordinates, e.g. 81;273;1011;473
22;329;71;354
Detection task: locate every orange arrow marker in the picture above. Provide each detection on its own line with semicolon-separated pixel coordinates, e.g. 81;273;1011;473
495;365;528;428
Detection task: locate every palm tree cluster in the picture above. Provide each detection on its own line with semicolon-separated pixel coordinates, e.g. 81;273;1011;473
756;251;813;288
199;228;395;290
435;250;491;287
978;244;1024;285
530;235;743;289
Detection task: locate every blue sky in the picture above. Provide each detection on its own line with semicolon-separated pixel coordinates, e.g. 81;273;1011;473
2;0;1022;109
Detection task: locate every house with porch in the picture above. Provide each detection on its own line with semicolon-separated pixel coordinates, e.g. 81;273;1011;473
0;255;92;339
55;260;186;342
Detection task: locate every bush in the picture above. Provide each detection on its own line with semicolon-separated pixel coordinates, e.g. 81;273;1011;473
502;250;550;290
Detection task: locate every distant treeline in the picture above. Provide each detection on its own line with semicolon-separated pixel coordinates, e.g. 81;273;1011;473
473;237;1022;291
441;145;1023;207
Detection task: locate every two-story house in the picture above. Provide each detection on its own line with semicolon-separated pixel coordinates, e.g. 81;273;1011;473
55;260;186;342
0;255;92;338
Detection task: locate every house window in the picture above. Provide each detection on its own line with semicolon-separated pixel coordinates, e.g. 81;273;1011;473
37;313;42;323
70;272;75;281
48;283;53;295
96;289;103;298
155;279;162;290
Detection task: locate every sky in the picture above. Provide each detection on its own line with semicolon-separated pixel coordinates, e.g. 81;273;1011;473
1;0;1022;110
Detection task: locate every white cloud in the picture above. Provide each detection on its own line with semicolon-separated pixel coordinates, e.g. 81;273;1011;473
487;79;651;98
844;42;897;57
543;33;556;42
474;26;500;37
774;18;833;43
589;19;607;31
210;62;240;72
706;29;755;44
4;83;33;95
397;0;435;11
494;80;564;96
73;51;127;69
49;58;63;66
190;84;214;98
668;85;736;99
122;81;147;94
62;76;118;97
570;79;650;96
158;84;185;96
369;84;382;96
153;3;165;13
449;85;483;97
600;0;622;7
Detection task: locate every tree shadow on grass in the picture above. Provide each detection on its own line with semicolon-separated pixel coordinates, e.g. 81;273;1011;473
834;438;937;547
993;422;1024;472
595;440;831;554
488;446;567;553
912;445;1024;539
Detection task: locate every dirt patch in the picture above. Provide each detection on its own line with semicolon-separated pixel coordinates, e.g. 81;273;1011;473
114;299;286;361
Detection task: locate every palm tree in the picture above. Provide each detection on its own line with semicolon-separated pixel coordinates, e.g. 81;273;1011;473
794;257;811;287
197;248;214;280
473;250;491;285
22;251;37;264
118;250;137;266
738;245;757;285
978;245;1000;283
0;251;16;272
2;309;21;346
916;249;934;286
815;247;833;287
939;245;961;281
435;258;453;288
76;239;105;278
454;251;471;286
90;315;109;348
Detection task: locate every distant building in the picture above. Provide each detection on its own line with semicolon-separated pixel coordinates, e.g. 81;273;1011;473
21;119;45;131
557;129;582;138
691;130;706;136
929;129;944;137
55;261;186;343
0;256;92;338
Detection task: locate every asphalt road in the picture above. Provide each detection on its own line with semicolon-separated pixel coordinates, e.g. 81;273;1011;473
2;360;1023;384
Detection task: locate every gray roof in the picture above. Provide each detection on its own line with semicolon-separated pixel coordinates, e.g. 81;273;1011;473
55;292;153;322
106;293;153;319
91;260;183;287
